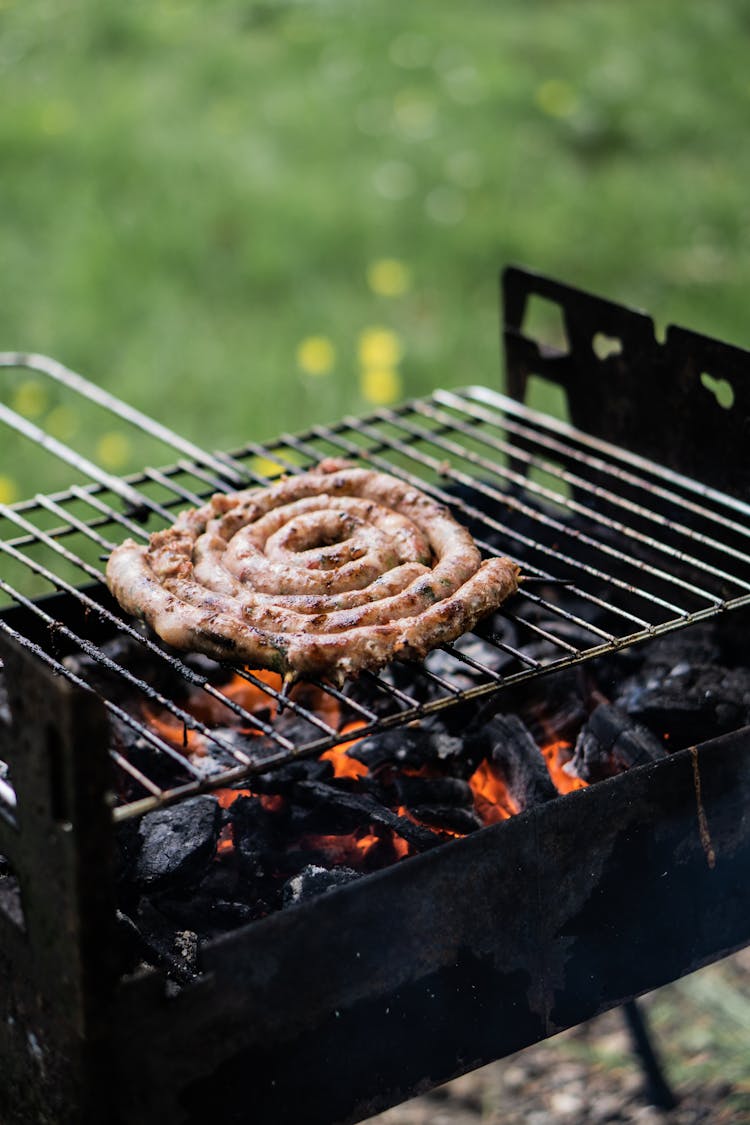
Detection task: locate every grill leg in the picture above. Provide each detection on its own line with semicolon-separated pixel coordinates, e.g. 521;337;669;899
622;999;679;1111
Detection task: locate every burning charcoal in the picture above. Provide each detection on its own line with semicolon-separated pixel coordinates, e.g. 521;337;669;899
392;777;474;808
251;756;334;796
282;864;361;908
499;665;589;747
285;800;367;838
296;780;444;852
410;806;483;834
615;663;750;746
231;795;281;884
134;796;221;891
468;714;557;811
346;722;464;774
570;703;666;783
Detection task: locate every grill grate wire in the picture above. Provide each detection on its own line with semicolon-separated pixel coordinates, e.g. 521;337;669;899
2;354;750;822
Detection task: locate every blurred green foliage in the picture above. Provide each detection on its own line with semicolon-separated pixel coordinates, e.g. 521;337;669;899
2;0;750;499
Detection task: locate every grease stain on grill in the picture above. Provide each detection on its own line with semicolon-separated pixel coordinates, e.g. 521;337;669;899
690;745;717;870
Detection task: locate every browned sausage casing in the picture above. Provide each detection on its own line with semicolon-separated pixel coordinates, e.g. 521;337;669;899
105;458;520;683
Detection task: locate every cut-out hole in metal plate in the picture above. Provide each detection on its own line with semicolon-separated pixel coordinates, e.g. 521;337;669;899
592;332;623;360
522;295;568;352
700;372;735;410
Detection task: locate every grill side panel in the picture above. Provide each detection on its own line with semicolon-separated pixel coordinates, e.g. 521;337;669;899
502;265;750;501
0;634;117;1125
107;729;750;1125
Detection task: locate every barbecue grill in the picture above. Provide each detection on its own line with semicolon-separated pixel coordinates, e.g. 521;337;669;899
1;266;749;1124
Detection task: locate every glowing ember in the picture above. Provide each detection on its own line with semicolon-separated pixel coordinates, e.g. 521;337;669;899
300;828;384;867
321;721;368;779
143;707;207;756
187;668;283;727
214;787;253;809
259;794;285;814
355;831;380;853
396;804;465;840
216;824;234;855
217;668;283;719
541;740;587;794
140;664;591;883
468;760;519;824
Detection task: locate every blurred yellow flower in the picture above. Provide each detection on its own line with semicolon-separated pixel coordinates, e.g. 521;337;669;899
0;475;18;504
358;327;402;369
96;431;131;470
12;380;47;419
361;367;403;406
296;335;336;376
535;79;578;119
367;259;412;298
45;405;78;442
249;456;286;480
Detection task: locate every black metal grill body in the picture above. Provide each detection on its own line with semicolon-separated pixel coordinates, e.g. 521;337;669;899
1;267;750;1123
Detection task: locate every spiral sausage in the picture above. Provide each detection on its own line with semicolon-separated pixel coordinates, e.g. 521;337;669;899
106;459;520;683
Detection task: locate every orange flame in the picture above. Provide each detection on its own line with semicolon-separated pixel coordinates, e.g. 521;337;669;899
468;760;519;824
356;831;380;853
395;804;465;840
214;787;253;808
143;706;207;756
187;668;283;727
321;721;368;779
216;824;234;855
300;828;383;866
541;740;587;794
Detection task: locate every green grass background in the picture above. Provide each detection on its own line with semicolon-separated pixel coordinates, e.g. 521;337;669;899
2;0;750;500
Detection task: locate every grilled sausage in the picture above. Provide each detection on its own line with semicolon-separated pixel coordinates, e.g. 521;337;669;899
106;459;520;683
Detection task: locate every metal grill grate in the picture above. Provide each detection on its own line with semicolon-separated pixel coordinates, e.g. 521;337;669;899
2;354;750;822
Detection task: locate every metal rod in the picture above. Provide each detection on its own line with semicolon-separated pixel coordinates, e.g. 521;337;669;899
0;401;149;513
471;386;750;520
0;508;297;750
622;999;679;1111
3;369;750;820
438;388;750;545
365;408;729;610
296;421;694;622
410;397;750;580
0;351;247;486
